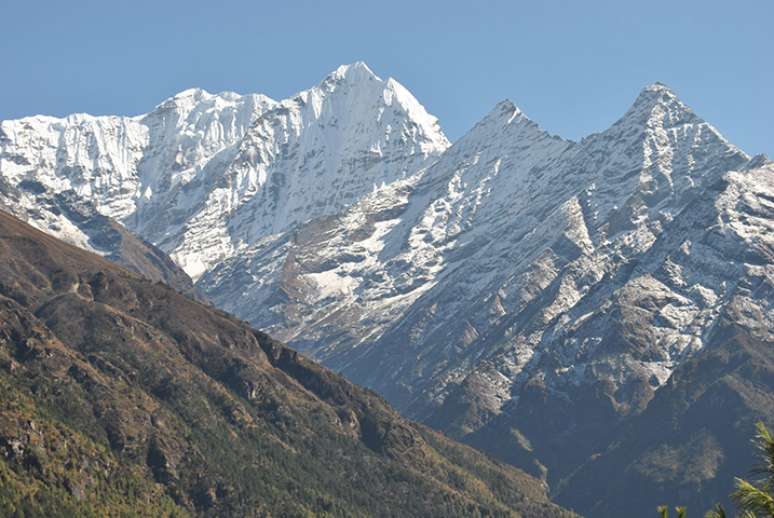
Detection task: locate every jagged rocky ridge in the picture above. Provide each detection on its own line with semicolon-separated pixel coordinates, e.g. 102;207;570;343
0;210;574;517
2;64;772;515
200;82;763;412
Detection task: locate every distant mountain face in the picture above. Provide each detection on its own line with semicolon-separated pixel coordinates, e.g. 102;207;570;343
0;210;574;517
2;64;772;515
557;321;774;516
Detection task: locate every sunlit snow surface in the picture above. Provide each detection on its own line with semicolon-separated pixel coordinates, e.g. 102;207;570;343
0;62;448;279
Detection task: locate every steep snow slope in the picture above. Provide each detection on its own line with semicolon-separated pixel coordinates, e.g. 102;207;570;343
0;62;448;280
0;89;273;223
197;98;575;356
159;63;449;277
0;87;273;283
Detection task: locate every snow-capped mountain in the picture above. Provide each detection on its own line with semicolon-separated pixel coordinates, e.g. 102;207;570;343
1;63;771;515
0;62;448;279
201;82;752;408
197;78;770;495
0;87;272;276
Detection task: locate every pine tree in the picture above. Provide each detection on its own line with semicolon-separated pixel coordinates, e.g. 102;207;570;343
706;422;774;518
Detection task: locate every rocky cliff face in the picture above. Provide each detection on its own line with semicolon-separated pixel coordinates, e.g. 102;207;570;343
201;82;755;415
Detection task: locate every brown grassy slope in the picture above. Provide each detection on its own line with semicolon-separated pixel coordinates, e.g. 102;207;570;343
0;209;577;517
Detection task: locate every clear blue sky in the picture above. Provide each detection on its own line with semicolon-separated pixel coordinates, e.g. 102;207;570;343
2;0;772;155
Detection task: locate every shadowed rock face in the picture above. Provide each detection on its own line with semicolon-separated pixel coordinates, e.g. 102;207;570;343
555;324;774;516
0;210;576;517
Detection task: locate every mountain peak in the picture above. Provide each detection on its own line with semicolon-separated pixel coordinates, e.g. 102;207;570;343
300;62;383;103
287;63;449;153
494;99;522;116
613;82;699;131
330;61;380;83
442;98;567;163
154;87;215;111
155;88;267;112
642;81;675;93
631;81;684;109
474;99;534;131
173;87;209;98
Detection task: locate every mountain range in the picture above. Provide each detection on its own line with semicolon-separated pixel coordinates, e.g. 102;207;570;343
1;62;771;516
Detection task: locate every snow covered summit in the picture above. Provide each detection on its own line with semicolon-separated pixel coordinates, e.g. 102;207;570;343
0;63;449;279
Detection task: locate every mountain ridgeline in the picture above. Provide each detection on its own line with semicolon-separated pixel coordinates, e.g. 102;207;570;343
1;63;772;516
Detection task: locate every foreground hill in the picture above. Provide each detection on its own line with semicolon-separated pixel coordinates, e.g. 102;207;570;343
0;209;573;517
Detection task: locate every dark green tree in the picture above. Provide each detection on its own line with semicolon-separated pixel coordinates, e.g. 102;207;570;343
706;422;774;518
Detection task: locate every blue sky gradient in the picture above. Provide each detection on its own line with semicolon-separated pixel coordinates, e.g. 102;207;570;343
2;0;771;155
